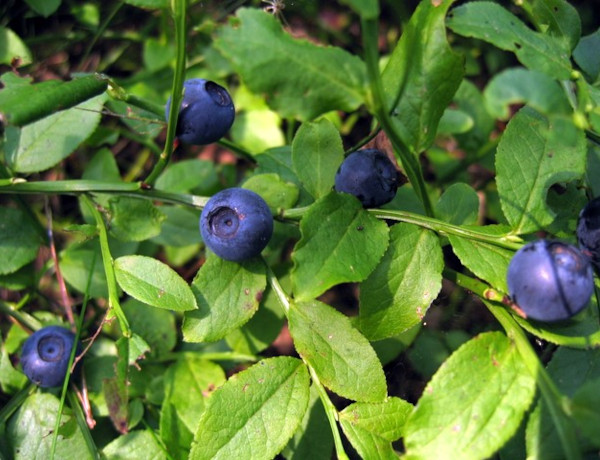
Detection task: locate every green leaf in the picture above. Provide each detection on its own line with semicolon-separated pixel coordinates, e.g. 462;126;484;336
150;206;200;247
5;393;92;459
0;27;32;66
123;0;168;8
60;238;138;299
189;357;310;460
0;74;107;127
291;118;344;200
447;1;572;79
526;347;600;458
160;356;227;458
182;255;267;342
114;255;196;312
496;107;587;234
226;285;286;355
122;298;177;356
82;147;121;182
0;344;27;394
483;68;570;120
573;29;600;84
435;183;479;226
358;223;443;341
437;108;474;135
453;79;496;154
215;8;366;121
518;0;581;52
102;430;167;459
339;397;413;460
109;197;165;242
404;332;537;460
572;378;600;448
291;192;389;301
24;0;61;16
448;226;514;293
155;159;219;194
0;206;42;275
382;0;464;153
289;299;387;402
282;384;334;460
5;93;107;173
242;173;299;212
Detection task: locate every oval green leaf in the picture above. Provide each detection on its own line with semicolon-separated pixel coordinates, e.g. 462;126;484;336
189;357;310;460
289;299;387;403
114;255;197;312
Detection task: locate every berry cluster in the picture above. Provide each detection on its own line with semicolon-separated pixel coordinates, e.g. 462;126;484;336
506;197;600;322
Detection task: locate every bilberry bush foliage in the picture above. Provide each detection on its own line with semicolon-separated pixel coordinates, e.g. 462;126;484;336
0;0;600;459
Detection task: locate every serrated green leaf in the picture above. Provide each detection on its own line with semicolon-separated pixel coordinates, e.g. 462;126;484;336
6;393;92;459
448;227;514;293
282;384;333;460
291;192;389;301
4;93;106;173
435;183;480;226
215;8;366;121
447;1;572;79
518;0;581;52
182;255;266;342
382;0;463;153
496;107;586;234
339;397;413;460
484;68;570;120
291;118;344;200
189;357;310;460
109;197;165;242
289;299;387;402
243;173;299;212
0;206;42;275
404;332;536;460
114;255;197;312
358;223;443;341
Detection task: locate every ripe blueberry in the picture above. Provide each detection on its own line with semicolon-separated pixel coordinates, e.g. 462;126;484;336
507;240;594;322
200;188;273;262
577;196;600;266
20;325;81;388
165;78;235;145
334;149;401;208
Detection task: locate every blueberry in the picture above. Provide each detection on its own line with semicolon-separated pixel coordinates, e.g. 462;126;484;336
507;240;594;322
20;326;81;388
577;196;600;266
165;78;235;145
200;188;273;262
334;149;401;207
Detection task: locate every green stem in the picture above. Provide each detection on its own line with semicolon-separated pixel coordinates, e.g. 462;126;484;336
264;260;347;459
361;18;434;217
0;299;42;332
308;366;349;460
445;269;582;460
144;0;188;186
0;180;209;209
106;79;165;118
217;138;256;163
67;391;100;460
81;195;131;337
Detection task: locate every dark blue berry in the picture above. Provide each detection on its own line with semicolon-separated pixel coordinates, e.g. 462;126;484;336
21;326;81;388
577;196;600;266
165;78;235;145
200;188;273;262
507;240;594;322
334;149;401;208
